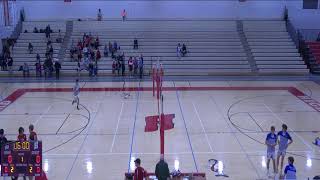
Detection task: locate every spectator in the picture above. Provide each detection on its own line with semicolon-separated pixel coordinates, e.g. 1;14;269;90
95;36;100;49
97;9;103;21
83;45;89;57
155;155;170;180
133;56;138;76
35;59;42;77
128;56;133;76
134;38;138;49
47;39;52;47
134;158;147;180
93;61;98;76
121;9;127;21
314;137;320;146
7;56;13;75
0;129;8;177
56;29;63;43
45;25;51;39
36;53;40;61
108;42;113;57
96;49;101;61
0;54;7;71
88;61;94;76
22;63;30;77
113;41;118;53
121;57;125;76
54;60;61;79
112;60;116;75
28;43;33;54
117;60;121;76
33;27;39;33
49;45;54;56
177;43;182;58
317;32;320;42
28;124;37;141
18;127;27;142
139;54;144;79
44;58;53;78
181;43;187;56
78;51;83;62
103;44;108;57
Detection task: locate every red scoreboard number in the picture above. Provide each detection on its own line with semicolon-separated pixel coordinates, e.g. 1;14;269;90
1;141;42;177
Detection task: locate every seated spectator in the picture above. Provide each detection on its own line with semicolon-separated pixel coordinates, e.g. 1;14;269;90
134;38;138;49
56;29;63;43
28;43;33;54
22;63;30;77
121;9;127;21
104;44;108;57
97;9;103;21
181;43;187;56
33;27;39;33
176;43;182;58
96;49;101;61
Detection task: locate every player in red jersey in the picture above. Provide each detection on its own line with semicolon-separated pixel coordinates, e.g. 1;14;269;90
17;127;27;141
134;158;147;180
29;124;37;141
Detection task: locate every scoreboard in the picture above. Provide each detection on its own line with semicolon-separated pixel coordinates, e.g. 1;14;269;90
1;141;42;177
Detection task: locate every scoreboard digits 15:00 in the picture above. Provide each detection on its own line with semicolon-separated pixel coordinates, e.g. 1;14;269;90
1;141;42;177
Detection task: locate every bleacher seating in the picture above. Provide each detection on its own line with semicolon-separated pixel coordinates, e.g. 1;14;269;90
243;21;308;74
64;20;251;76
0;21;66;75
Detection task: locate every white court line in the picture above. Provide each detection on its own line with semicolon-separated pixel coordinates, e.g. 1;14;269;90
109;102;124;153
263;103;315;152
44;150;314;157
192;102;213;153
33;104;53;126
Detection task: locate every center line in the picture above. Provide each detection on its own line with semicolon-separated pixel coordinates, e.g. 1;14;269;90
110;102;124;153
192;102;213;152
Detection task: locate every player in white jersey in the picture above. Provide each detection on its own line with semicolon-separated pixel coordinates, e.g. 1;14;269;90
72;79;80;110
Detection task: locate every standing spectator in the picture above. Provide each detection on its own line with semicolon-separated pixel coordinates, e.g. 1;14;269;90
113;41;118;53
93;61;98;76
0;129;7;163
317;32;320;42
104;44;108;57
7;56;13;75
22;63;30;77
121;58;125;76
112;60;116;75
133;56;138;76
18;127;27;141
95;36;100;49
56;29;63;43
128;57;133;76
134;38;138;49
155;156;170;180
54;60;61;79
139;54;144;79
117;60;121;76
49;45;54;57
97;9;103;21
83;45;89;57
96;49;101;61
35;59;42;77
121;9;127;21
45;25;51;39
176;43;182;58
28;124;37;141
134;158;147;180
88;61;94;77
28;43;33;54
0;54;7;71
108;42;113;57
36;53;40;61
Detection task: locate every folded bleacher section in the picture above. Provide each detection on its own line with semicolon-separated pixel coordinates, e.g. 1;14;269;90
243;21;308;74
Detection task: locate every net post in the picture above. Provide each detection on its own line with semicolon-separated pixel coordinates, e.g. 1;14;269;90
160;95;164;157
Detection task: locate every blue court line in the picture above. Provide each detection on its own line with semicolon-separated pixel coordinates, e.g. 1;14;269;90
209;96;261;179
174;81;199;173
127;82;141;173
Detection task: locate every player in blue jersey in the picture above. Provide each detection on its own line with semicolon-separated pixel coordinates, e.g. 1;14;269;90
284;156;296;180
72;79;80;110
276;124;293;174
265;126;277;176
